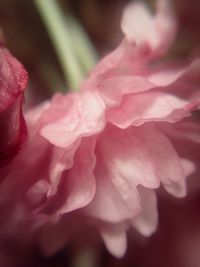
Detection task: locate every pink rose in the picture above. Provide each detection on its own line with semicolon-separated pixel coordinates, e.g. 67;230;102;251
0;0;199;259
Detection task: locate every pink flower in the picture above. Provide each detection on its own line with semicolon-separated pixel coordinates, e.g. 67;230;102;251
0;46;28;170
80;0;200;256
0;0;199;259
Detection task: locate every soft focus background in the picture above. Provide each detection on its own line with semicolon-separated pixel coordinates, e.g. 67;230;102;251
0;0;200;266
0;0;200;101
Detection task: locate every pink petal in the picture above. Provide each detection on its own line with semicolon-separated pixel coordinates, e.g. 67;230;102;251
121;0;176;57
40;92;105;147
132;124;187;197
181;159;196;178
132;187;158;237
84;160;140;223
85;125;160;223
83;0;176;91
47;141;80;196
100;224;127;258
97;76;154;106
146;59;200;94
54;137;96;214
108;91;189;128
25;137;96;214
147;62;193;87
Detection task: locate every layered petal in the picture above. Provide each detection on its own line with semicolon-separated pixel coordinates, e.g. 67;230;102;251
0;0;199;260
40;92;105;147
53;137;96;214
85;125;161;223
107;91;190;128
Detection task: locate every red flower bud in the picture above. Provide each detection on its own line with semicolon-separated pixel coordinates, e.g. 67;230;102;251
0;46;28;167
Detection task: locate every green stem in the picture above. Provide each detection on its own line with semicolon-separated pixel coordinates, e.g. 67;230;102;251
66;15;98;74
34;0;84;91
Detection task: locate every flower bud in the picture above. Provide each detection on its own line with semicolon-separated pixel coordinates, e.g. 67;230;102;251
0;46;28;168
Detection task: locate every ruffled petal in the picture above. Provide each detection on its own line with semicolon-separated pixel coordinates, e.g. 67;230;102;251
40;92;105;148
132;124;187;197
85;125;160;223
107;91;189;128
84;159;140;223
56;137;96;213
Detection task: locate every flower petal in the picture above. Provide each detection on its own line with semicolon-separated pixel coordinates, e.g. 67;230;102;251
108;91;189;128
132;187;158;237
40;92;105;147
85;125;160;223
54;137;96;214
133;124;187;197
121;0;176;57
100;224;127;258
